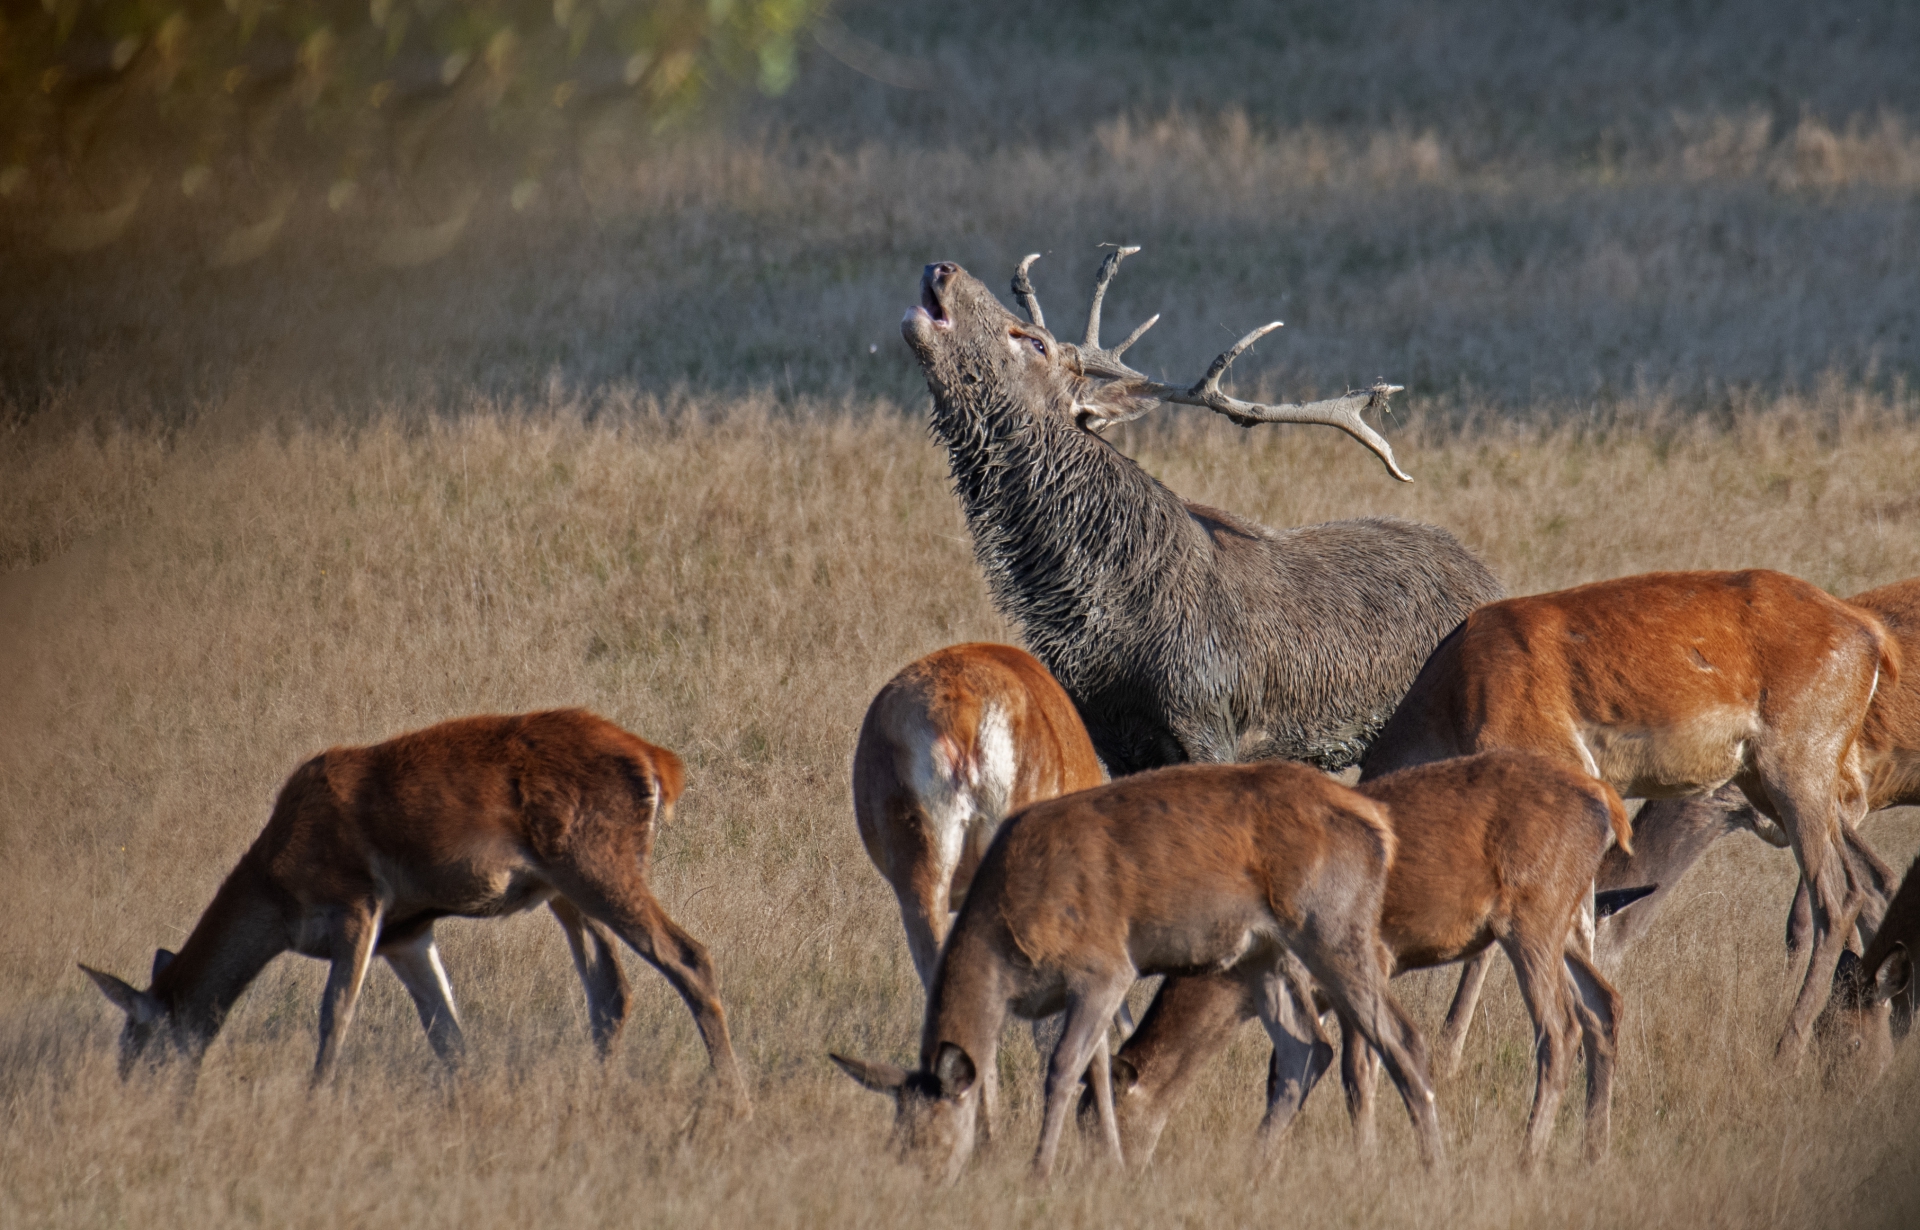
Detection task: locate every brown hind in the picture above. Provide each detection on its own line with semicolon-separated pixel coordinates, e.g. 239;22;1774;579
81;709;749;1115
831;759;1443;1182
1093;751;1628;1169
1358;569;1897;1062
851;643;1108;1140
852;643;1106;988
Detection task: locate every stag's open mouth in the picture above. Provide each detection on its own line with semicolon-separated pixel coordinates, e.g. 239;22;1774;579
919;280;952;328
905;265;954;333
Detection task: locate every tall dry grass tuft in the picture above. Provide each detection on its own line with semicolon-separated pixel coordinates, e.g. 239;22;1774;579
4;390;1920;1225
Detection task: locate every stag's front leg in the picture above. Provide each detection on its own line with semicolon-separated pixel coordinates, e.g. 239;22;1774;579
1758;755;1881;1060
1504;935;1578;1169
1843;824;1897;940
313;901;383;1084
550;898;631;1057
1338;1015;1383;1157
1564;949;1622;1163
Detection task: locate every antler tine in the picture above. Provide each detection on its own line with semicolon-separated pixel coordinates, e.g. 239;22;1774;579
1196;322;1285;387
1083;244;1142;350
1012;253;1046;328
1168;326;1413;481
1109;312;1160;360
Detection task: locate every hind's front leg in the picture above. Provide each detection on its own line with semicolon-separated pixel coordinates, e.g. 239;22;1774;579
1033;977;1131;1180
314;900;384;1084
384;927;467;1067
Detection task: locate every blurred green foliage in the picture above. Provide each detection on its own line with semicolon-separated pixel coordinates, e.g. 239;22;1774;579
0;0;823;193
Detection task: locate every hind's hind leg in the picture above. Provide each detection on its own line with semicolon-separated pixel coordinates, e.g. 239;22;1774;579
1564;948;1622;1163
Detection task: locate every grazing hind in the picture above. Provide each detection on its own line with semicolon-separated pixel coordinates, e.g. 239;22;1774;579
1093;751;1627;1169
832;760;1443;1181
81;709;749;1116
1359;569;1897;1062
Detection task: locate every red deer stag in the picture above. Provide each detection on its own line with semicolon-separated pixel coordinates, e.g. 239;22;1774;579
903;249;1501;776
1089;751;1627;1168
1356;569;1898;1062
830;760;1444;1181
80;709;750;1115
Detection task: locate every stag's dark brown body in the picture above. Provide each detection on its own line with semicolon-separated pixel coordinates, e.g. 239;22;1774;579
901;260;1501;774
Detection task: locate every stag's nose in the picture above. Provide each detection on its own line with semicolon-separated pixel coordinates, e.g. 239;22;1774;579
924;262;959;289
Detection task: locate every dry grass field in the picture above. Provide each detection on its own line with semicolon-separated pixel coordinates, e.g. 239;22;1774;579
4;395;1920;1227
5;1;1920;1225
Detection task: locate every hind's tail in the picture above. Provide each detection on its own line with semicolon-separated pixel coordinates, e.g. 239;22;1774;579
1599;781;1633;856
1869;614;1902;699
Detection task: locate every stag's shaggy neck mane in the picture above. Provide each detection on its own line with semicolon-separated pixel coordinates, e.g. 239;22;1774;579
904;258;1500;775
928;381;1194;693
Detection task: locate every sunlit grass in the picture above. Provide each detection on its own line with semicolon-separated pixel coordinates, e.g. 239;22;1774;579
3;395;1919;1226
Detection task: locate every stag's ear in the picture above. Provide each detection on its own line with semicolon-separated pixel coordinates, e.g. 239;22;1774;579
931;1041;976;1099
1073;378;1161;434
1875;945;1912;1003
830;1052;908;1095
151;949;177;981
80;964;163;1025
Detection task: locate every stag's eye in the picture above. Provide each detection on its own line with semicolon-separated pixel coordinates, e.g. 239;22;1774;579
1009;329;1047;358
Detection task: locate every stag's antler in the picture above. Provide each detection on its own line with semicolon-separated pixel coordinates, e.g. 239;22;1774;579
1013;247;1413;482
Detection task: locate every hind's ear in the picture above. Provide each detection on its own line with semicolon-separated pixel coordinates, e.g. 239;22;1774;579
1832;950;1869;1007
830;1052;908;1095
931;1041;976;1099
151;949;176;981
80;964;163;1024
1876;944;1912;1003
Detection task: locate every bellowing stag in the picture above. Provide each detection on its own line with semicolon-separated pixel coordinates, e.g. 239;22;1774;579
901;249;1500;774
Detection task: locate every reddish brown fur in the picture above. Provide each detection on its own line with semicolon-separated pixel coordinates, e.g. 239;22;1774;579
81;710;748;1114
1359;569;1897;1060
1849;580;1920;808
832;760;1443;1181
1592;580;1920;964
851;644;1106;987
1100;752;1625;1168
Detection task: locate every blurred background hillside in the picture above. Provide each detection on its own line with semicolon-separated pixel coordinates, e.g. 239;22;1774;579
3;0;1918;418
